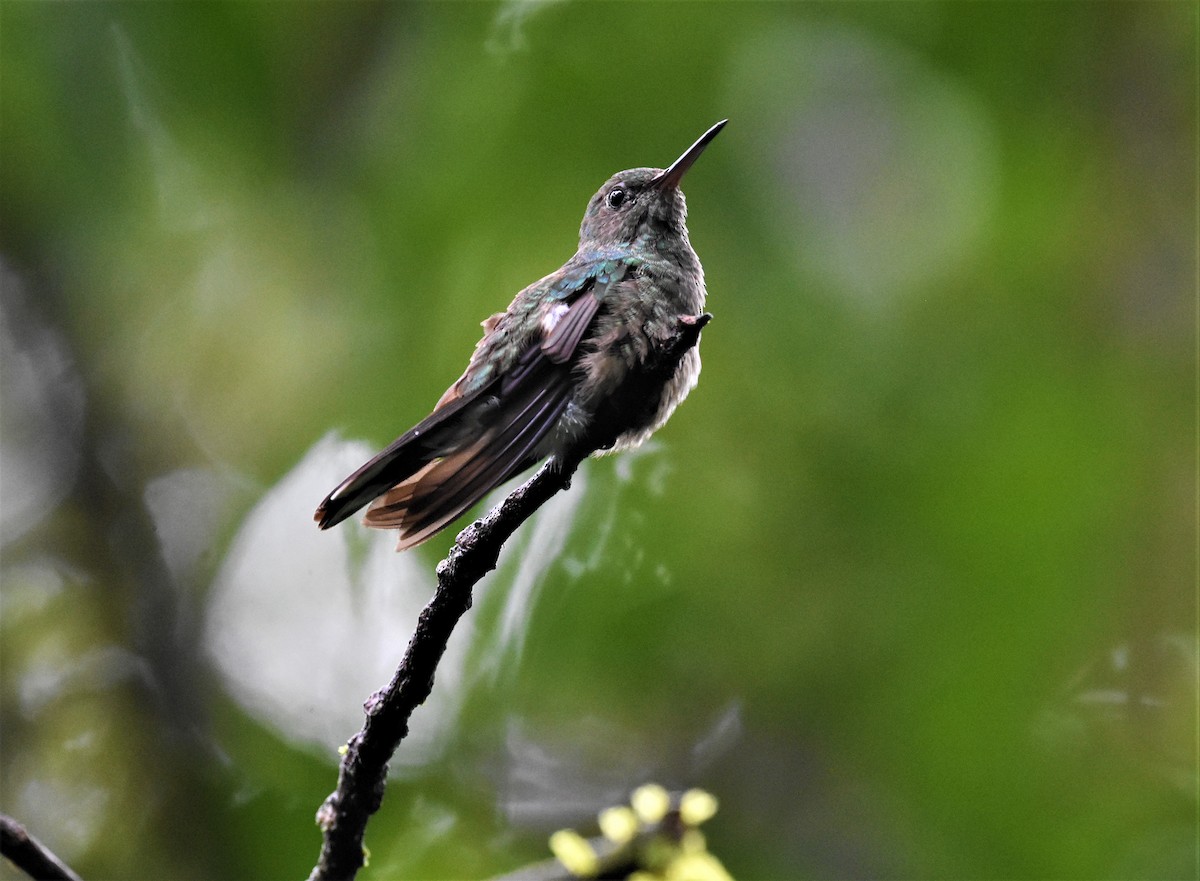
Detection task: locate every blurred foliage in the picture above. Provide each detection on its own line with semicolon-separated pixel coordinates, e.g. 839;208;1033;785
1;2;1196;880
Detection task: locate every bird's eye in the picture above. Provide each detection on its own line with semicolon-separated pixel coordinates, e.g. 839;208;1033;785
606;187;627;209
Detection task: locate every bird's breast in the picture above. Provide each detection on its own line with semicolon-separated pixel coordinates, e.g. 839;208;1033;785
542;258;705;455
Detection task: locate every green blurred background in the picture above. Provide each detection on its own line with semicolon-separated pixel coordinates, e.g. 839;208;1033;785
1;2;1195;879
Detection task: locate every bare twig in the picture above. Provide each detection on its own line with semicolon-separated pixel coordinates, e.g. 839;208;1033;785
307;456;580;881
0;814;85;881
306;313;711;881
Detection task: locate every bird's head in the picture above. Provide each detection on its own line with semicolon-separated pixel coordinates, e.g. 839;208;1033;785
579;120;726;248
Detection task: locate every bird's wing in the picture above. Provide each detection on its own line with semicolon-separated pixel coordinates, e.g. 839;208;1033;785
541;258;628;363
541;291;602;365
362;347;574;548
318;261;628;548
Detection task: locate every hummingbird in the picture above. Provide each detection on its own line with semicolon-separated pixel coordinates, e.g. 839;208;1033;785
315;120;726;550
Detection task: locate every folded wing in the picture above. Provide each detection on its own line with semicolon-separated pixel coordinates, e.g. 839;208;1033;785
314;285;608;549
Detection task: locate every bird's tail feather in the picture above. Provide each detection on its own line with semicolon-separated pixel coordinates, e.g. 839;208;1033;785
366;367;573;549
316;354;574;549
313;390;481;531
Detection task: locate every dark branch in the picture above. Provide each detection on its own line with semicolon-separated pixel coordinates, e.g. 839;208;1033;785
306;313;711;881
1;814;85;881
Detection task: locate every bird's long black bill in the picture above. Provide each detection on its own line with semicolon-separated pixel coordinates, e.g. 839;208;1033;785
653;119;727;190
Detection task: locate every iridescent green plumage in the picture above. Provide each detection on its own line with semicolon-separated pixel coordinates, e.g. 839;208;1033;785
316;121;726;549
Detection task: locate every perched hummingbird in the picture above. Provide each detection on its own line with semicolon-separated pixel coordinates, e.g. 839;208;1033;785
315;120;726;550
